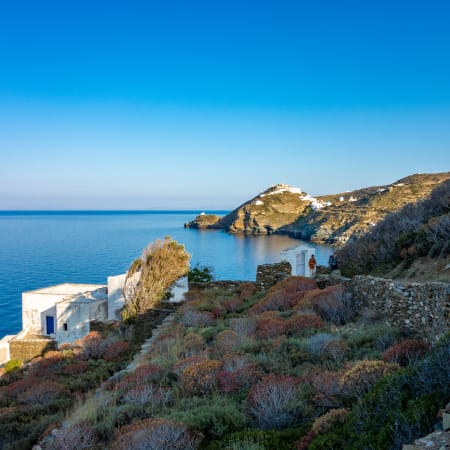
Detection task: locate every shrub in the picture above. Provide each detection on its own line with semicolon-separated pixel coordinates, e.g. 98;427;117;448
49;422;97;450
229;317;257;344
311;408;349;434
182;333;206;357
115;364;163;392
78;331;106;359
102;340;130;361
181;359;222;395
339;360;399;399
110;418;200;450
159;395;247;439
63;361;89;376
247;374;303;429
222;297;244;313
122;383;172;409
304;333;337;357
179;307;216;327
19;380;66;405
256;315;287;339
122;237;190;320
309;285;354;325
3;359;22;373
382;339;430;366
301;368;342;408
286;313;324;335
217;355;261;393
188;263;214;283
172;356;207;376
215;330;240;354
238;282;257;300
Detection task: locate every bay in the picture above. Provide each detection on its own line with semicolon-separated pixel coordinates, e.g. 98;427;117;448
0;211;332;337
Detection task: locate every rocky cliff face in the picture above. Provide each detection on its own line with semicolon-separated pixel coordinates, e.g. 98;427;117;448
192;173;450;245
212;184;313;234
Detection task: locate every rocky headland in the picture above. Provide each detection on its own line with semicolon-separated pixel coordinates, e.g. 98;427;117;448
185;172;450;245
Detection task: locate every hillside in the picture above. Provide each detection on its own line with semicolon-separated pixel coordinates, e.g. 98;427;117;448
336;178;450;281
186;173;450;245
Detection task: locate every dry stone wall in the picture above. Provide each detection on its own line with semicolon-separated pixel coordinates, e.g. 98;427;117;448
317;274;450;341
256;261;292;291
9;336;56;363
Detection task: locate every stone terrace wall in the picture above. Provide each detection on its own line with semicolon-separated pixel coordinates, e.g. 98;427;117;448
9;336;56;363
189;280;253;294
317;274;450;342
256;261;292;291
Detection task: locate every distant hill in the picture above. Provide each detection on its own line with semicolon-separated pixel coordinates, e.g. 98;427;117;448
185;172;450;245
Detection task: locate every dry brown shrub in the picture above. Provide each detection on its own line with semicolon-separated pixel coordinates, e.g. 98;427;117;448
181;359;222;395
285;313;324;334
122;237;190;319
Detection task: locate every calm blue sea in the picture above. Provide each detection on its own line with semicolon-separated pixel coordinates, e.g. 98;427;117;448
0;211;332;338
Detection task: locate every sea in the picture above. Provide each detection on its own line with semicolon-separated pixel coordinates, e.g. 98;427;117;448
0;211;332;338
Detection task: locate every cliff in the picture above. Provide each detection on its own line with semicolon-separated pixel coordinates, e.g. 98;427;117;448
190;172;450;245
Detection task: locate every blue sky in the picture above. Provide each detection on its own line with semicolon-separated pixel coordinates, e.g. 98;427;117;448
1;0;449;209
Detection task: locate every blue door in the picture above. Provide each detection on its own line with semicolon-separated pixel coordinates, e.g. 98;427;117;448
46;316;55;334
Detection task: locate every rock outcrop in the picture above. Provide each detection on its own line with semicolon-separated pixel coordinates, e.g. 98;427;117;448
186;173;450;245
184;213;222;229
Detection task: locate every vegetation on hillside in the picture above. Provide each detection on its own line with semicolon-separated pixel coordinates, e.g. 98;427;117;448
19;276;447;450
337;179;450;278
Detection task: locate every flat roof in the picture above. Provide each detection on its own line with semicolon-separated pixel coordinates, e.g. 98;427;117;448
24;283;106;296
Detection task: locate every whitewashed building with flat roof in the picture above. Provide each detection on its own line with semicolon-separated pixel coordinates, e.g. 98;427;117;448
22;283;108;344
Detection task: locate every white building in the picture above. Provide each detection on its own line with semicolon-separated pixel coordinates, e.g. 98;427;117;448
280;243;316;277
22;283;108;345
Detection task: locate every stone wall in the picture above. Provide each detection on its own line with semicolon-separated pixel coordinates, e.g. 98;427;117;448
9;335;56;363
316;274;450;342
189;280;252;294
256;261;292;291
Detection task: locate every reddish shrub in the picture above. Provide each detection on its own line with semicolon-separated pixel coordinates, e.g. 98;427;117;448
0;377;36;400
301;368;342;408
382;339;430;366
215;330;240;354
285;313;324;334
296;430;316;450
181;359;222;395
102;340;130;361
63;361;89;376
116;364;163;392
78;331;106;359
43;350;63;360
222;297;244;313
256;316;287;339
179;307;216;327
268;276;318;295
249;290;295;315
111;418;200;450
217;363;260;393
247;374;301;429
19;380;66;405
238;282;257;300
309;285;354;325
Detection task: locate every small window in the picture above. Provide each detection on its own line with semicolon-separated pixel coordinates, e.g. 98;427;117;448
63;323;68;331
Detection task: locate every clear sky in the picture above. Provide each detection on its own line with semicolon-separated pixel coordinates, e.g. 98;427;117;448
1;0;449;209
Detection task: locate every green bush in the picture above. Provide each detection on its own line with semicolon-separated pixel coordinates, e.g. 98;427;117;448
188;264;214;283
3;359;22;373
158;395;247;438
202;426;309;450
